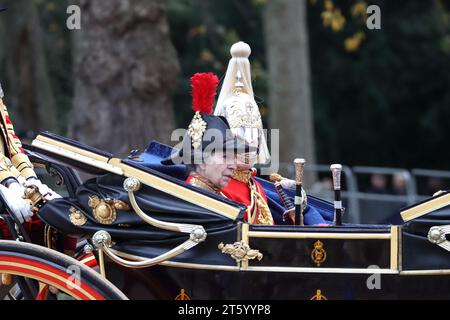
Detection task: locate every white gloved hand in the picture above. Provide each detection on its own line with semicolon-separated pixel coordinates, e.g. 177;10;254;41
280;178;296;190
0;183;32;224
25;178;62;201
279;179;308;207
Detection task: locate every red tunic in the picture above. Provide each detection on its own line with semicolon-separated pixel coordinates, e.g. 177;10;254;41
220;173;273;225
0;216;44;244
186;170;273;225
186;173;221;195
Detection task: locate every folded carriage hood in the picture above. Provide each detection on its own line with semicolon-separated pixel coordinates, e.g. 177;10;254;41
32;132;246;266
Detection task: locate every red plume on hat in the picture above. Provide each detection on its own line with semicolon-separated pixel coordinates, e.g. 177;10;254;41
191;72;219;115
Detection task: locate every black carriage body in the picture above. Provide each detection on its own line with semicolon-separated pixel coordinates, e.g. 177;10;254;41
103;222;450;300
106;265;450;300
22;132;450;300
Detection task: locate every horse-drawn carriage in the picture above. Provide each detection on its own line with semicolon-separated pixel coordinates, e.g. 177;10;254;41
1;132;450;300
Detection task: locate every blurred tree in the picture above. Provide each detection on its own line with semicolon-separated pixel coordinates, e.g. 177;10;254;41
68;0;180;155
0;0;58;136
309;0;450;169
167;0;268;129
263;0;317;182
0;0;448;171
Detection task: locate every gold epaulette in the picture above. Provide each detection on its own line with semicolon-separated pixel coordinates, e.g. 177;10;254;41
231;168;255;184
247;179;274;226
188;172;222;195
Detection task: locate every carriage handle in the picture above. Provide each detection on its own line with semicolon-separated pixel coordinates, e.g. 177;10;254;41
92;230;203;268
123;177;208;236
89;177;208;268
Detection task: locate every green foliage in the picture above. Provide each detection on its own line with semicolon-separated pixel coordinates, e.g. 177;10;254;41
0;0;73;134
309;0;450;169
2;1;449;169
168;0;450;169
167;0;268;128
34;0;73;134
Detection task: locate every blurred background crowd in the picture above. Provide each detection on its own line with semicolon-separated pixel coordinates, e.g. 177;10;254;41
0;0;449;223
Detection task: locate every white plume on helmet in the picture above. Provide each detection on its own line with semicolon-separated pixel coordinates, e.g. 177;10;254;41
214;41;270;165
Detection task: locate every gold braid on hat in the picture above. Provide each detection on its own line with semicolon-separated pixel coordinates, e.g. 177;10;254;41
187;73;219;149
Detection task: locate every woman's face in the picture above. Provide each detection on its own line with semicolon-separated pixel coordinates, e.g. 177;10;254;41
198;151;238;188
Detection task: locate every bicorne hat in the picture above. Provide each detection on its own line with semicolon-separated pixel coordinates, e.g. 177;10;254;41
162;72;254;165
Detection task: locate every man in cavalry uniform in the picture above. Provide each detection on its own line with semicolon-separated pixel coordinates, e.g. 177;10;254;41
214;41;332;226
0;82;60;235
0;6;60;235
213;41;275;225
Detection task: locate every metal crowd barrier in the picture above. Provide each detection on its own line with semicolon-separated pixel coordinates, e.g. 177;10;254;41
278;163;450;225
411;168;450;201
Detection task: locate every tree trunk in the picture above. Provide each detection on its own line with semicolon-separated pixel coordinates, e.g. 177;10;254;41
0;0;58;136
69;0;180;156
263;0;317;183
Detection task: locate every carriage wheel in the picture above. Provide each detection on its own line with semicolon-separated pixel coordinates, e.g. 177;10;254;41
0;240;127;300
